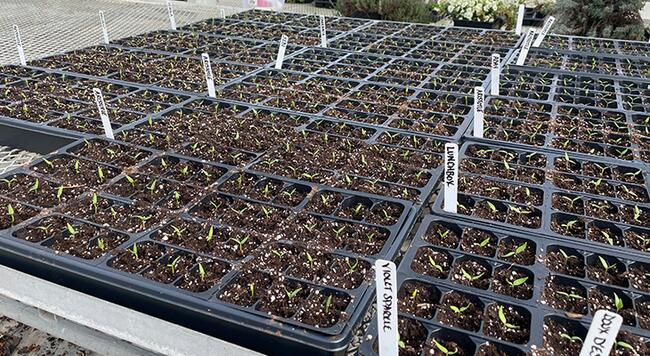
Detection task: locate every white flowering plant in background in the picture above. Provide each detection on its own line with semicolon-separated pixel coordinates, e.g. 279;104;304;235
438;0;505;22
524;0;556;11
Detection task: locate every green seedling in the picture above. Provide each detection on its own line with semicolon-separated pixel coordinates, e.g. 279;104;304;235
556;291;584;300
600;230;615;246
559;333;583;343
97;238;106;252
497;305;519;329
410;289;418;299
503;242;527;258
56;186;64;202
133;215;152;229
436;228;450;240
325;295;333;313
506;276;529;288
486;201;498;214
167;256;181;274
229;235;250;255
92;193;99;213
461;268;484;281
171;225;185;237
559;249;576;261
306;251;314;269
633;206;642;222
449;304;470;314
346;258;359;274
198;263;206;281
129;244;139;260
332;226;345;238
248;283;255;298
432;339;458;356
284;287;302;300
125;175;135;187
6;204;15;224
598;256;616;273
29;179;39;194
66;223;77;236
479;236;491;247
428;255;444;272
561;220;579;230
97;167;105;182
615;341;636;353
614;293;624;312
36;224;52;236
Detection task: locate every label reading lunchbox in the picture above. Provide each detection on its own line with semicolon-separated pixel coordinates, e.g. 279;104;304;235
275;35;288;69
444;143;459;213
92;88;114;140
201;53;216;98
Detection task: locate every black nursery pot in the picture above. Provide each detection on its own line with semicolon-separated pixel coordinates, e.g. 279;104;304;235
453;18;502;29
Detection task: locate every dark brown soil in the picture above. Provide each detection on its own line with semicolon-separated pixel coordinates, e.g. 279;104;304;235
410;247;453;279
588;287;636;325
435;291;483;332
491;267;533;300
482;303;530;344
539;318;585;356
545;248;585;277
460;228;497;257
586;255;628;287
397;280;439;319
497;238;535;265
451;258;491;290
542;277;588;315
422;222;460;248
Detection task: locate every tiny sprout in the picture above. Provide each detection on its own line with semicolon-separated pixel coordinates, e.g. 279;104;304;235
346;257;359;274
306;251;314;268
66;223;77;236
8;204;17;223
29;179;39;194
325;294;333;313
556;291;583;300
56;186;64;202
633;206;641;221
125;175;135;186
229;235;250;254
615;341;635;352
614;293;624;312
479;236;491;247
506;276;529;287
284;286;303;300
97;238;106;251
432;339;458;356
428;255;444;272
248;282;255;298
171;225;185;237
598;256;616;273
133;215;152;228
206;226;214;242
461;268;484;281
449;304;470;314
36;224;52;235
92;193;99;213
129;244;139;260
97;166;105;181
167;256;181;274
486;201;498;214
559;333;583;343
503;242;527;258
411;289;418;299
497;305;518;329
198;263;206;281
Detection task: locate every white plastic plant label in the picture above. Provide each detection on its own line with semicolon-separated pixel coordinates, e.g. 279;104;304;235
579;310;623;356
473;86;485;138
275;35;288;69
166;0;177;30
490;53;500;96
516;29;537;66
13;25;26;66
533;16;556;47
443;143;459;213
515;4;525;35
92;88;114;140
375;260;398;356
99;11;109;44
319;15;327;48
220;9;225;18
201;53;216;98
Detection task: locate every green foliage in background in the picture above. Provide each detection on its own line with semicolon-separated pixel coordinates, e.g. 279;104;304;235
336;0;433;23
552;0;645;40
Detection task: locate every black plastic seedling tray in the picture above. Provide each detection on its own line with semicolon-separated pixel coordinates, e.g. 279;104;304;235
465;93;646;163
358;214;650;355
0;132;425;355
432;140;650;260
510;46;650;80
538;33;650;59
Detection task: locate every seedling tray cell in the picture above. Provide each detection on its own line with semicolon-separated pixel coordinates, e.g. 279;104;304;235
432;141;650;259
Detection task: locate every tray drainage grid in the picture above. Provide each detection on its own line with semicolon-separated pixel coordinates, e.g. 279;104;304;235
0;146;39;175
